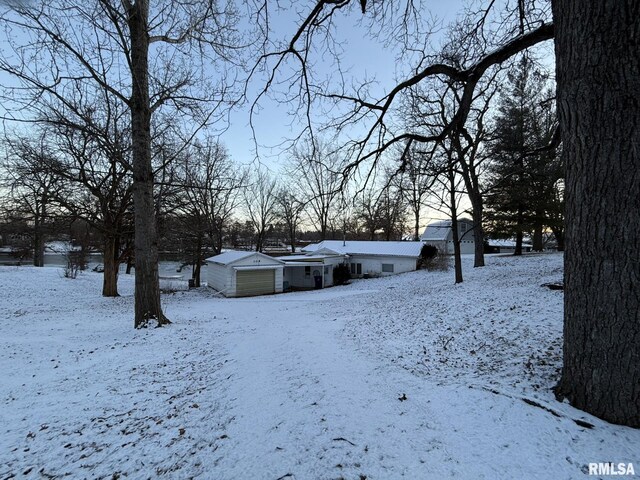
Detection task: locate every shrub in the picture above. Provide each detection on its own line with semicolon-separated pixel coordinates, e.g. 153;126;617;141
420;244;438;260
424;253;451;272
418;244;439;269
333;264;351;285
63;251;84;279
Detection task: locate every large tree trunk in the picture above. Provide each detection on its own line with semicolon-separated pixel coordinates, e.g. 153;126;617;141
128;0;168;328
102;235;120;297
553;0;640;427
532;220;544;251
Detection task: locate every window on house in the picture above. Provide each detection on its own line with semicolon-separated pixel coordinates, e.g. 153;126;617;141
305;266;310;277
350;263;362;275
382;263;394;273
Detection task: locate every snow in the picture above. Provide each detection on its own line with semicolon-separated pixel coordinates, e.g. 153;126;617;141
205;250;257;265
487;239;534;248
206;250;284;265
1;254;638;479
302;240;424;257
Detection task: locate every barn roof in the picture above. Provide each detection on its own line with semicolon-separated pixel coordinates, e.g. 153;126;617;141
421;218;475;241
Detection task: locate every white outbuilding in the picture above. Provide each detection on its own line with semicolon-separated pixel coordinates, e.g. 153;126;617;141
205;251;284;297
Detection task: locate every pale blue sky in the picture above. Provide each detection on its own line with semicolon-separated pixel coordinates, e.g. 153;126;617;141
224;1;464;171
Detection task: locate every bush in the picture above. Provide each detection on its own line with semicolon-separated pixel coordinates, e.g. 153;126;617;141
418;244;439;269
420;244;438;260
333;264;351;285
63;251;84;279
424;253;451;272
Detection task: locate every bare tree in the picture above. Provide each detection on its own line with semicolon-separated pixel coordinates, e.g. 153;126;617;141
1;134;64;267
393;147;438;241
172;139;244;286
275;187;306;253
290;139;344;240
0;0;251;327
243;167;278;252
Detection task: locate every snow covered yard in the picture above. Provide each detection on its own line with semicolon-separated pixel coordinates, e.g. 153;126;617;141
1;253;638;479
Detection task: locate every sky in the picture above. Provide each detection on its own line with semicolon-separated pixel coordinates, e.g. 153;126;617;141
1;0;546;230
222;1;465;172
0;1;462;167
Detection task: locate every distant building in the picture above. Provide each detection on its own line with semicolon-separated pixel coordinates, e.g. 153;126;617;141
420;219;476;254
484;239;533;254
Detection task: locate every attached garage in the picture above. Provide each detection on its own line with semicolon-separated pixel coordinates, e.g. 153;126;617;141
235;267;275;297
205;251;284;298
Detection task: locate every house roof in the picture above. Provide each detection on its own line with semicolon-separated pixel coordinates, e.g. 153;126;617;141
487;239;533;248
302;240;423;258
205;250;284;266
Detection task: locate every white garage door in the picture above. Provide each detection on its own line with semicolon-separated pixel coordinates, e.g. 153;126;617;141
235;269;275;297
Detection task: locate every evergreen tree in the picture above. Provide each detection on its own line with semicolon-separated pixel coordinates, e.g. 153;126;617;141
485;56;563;253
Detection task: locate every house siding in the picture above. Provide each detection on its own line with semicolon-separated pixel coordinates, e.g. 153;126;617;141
205;263;230;294
349;255;417;277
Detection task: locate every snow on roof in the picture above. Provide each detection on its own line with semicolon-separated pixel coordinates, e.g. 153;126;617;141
302;240;423;258
487;239;533;248
277;252;341;261
206;251;255;265
206;250;283;266
421;223;451;241
421;218;474;241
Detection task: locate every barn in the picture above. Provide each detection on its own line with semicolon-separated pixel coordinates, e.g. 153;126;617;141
204;251;284;298
420;218;476;255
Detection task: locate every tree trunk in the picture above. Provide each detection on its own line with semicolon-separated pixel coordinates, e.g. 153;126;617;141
192;234;202;288
33;217;45;267
551;226;565;252
514;207;523;256
128;0;168;328
289;225;296;253
448;172;463;284
414;210;420;241
102;235;119;297
468;191;485;267
532;225;543;251
192;261;201;288
553;0;640;427
532;213;544;251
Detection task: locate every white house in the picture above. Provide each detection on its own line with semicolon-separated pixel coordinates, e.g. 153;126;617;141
421;218;476;255
277;248;348;290
302;240;423;278
204;251;284;297
485;239;533;253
